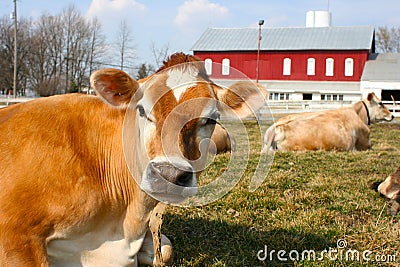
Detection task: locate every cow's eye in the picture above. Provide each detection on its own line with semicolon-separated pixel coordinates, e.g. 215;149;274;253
204;111;220;125
206;118;217;125
137;105;146;117
136;105;155;122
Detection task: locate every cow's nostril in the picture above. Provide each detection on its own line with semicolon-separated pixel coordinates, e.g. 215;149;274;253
176;171;193;187
369;181;382;192
152;163;176;181
150;162;193;186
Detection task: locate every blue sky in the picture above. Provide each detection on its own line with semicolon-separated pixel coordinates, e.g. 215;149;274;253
1;0;400;66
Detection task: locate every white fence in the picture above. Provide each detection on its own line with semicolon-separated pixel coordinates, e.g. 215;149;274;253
257;100;400;121
0;97;35;108
382;100;400;117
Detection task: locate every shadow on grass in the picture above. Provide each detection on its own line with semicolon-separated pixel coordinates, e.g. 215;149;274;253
163;213;335;266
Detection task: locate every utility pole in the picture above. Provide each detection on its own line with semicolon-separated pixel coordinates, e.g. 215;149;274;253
13;0;18;98
256;19;264;84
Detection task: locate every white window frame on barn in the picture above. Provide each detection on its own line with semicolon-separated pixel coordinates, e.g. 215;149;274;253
269;92;290;101
222;58;230;75
344;58;354;76
321;94;343;101
205;58;212;75
283;58;291;76
325;58;334;76
307;58;316;76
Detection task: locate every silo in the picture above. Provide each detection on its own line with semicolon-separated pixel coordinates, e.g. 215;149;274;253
306;10;331;27
306;11;316;27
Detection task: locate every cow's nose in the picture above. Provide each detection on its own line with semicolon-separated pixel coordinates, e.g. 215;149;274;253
150;162;194;187
369;181;381;192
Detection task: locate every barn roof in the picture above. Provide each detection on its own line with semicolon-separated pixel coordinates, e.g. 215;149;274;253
191;26;375;51
362;53;400;82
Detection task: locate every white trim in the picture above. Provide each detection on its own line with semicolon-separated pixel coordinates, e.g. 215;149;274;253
307;58;315;76
325;58;334;76
283;58;291;76
344;58;354;77
222;58;230;75
205;58;212;75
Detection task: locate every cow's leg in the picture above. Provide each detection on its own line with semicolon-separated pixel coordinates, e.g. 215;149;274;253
262;124;277;153
355;128;371;151
0;231;49;267
137;229;173;266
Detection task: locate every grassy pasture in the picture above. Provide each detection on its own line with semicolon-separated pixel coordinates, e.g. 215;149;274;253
161;120;400;267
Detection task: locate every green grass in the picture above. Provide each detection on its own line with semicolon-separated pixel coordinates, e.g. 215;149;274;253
162;120;400;267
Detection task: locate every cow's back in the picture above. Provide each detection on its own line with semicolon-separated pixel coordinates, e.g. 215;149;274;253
274;107;369;151
0;94;113;183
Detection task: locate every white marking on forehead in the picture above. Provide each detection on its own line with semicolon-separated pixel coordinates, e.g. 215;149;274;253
166;66;199;101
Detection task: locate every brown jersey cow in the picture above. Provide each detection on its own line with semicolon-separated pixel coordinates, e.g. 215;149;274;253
372;166;400;216
208;124;236;154
263;93;394;152
0;53;266;266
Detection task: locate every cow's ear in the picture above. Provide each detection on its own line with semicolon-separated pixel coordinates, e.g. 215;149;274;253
90;68;142;107
215;81;267;118
367;93;374;102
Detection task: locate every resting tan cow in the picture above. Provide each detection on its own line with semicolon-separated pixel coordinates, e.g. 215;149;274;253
372;166;400;216
208;124;236;154
0;53;266;266
262;93;394;152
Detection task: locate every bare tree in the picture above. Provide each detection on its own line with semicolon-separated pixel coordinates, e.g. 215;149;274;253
61;5;92;93
0;16;32;96
28;14;65;96
376;26;400;53
0;6;106;97
151;41;170;68
0;16;15;94
115;20;136;71
88;17;106;79
59;5;106;93
15;18;34;96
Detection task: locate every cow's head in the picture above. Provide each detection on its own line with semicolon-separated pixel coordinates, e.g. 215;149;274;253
364;93;394;123
90;53;266;204
372;166;400;216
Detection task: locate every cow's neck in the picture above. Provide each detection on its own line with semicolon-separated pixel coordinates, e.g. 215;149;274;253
353;101;370;126
87;104;159;221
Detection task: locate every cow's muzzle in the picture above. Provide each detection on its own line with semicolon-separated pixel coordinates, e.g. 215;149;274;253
370;181;389;199
386;114;395;121
149;161;194;187
369;181;382;192
370;181;400;216
141;158;198;203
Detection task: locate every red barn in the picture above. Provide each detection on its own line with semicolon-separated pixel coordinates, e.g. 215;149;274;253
192;25;375;102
